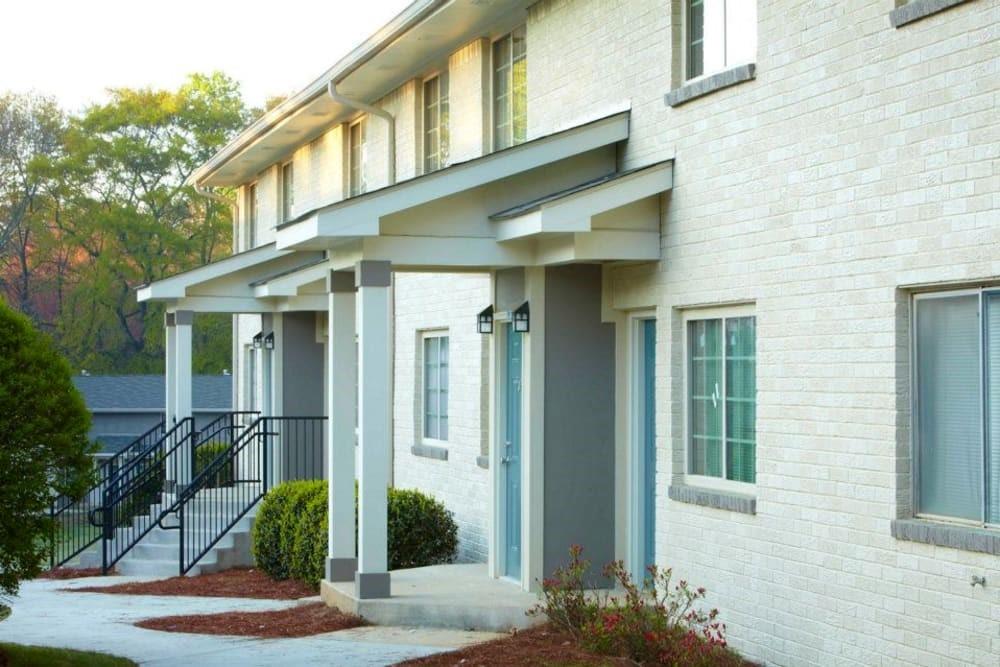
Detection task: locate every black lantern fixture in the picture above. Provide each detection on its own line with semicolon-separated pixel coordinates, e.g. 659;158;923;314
252;331;264;349
264;332;275;350
513;301;530;333
477;305;494;335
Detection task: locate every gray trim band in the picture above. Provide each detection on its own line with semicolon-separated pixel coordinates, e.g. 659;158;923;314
668;484;756;515
326;557;357;582
355;571;391;599
891;519;1000;555
327;270;356;293
355;260;391;288
665;64;756;108
410;442;448;461
476;455;489;469
890;0;976;28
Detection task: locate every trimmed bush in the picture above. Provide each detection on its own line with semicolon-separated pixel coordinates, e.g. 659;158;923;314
387;487;458;570
251;481;313;580
252;480;458;586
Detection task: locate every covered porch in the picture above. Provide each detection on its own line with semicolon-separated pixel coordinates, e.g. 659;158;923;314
275;110;672;620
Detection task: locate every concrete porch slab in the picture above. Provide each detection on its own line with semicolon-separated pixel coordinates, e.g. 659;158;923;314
320;563;542;632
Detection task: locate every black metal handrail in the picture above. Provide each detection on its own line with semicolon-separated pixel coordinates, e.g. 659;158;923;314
160;416;326;575
48;420;164;570
100;418;195;573
191;411;259;481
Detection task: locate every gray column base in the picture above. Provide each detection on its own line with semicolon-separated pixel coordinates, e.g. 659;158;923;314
355;571;391;599
326;557;357;582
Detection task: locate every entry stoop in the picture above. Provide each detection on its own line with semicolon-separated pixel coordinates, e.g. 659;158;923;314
320;563;541;632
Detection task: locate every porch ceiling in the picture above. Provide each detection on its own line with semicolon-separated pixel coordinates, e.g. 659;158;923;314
276;111;671;271
137;244;326;313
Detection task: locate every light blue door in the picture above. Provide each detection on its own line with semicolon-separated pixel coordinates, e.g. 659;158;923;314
642;319;656;571
503;323;523;580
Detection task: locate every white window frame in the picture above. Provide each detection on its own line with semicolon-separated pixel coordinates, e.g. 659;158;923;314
683;0;757;83
491;25;527;152
348;116;367;197
627;310;656;580
245;182;258;250
243;344;257;424
279;161;294;223
421;330;449;445
911;288;1000;529
422;70;449;174
682;304;757;494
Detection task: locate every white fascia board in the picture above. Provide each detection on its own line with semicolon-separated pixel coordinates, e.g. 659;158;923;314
542;162;673;230
172;294;325;313
494;161;672;242
359;235;533;269
138;244;287;302
279;112;630;248
570;230;661;262
254;262;330;297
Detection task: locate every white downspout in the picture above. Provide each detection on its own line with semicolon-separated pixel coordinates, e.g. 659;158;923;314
327;81;396;186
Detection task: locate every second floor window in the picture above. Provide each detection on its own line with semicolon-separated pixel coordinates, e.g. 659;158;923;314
492;25;527;151
245;182;258;250
687;0;757;80
423;72;450;173
349;117;367;197
280;162;294;223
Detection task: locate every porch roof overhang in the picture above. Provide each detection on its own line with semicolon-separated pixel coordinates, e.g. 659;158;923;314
136;244;327;313
276;111;672;271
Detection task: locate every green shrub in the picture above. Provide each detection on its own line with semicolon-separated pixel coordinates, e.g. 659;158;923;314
251;480;458;586
251;481;313;579
289;489;327;586
387;487;458;570
193;442;234;487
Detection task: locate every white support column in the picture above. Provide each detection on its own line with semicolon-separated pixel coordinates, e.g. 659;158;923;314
174;310;194;487
164;313;177;427
326;270;357;582
354;260;392;599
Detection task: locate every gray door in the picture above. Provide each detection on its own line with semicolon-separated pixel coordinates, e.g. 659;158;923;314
502;323;523;580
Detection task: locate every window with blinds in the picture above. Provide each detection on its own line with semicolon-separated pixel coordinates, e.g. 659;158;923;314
915;290;1000;524
423;333;449;442
349;117;367;197
492;26;527;151
688;312;757;484
423;72;450;173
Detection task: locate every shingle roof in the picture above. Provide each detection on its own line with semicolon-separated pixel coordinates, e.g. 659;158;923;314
73;375;232;411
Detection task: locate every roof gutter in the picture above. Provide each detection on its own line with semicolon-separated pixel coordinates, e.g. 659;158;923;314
327;81;396;186
190;0;449;187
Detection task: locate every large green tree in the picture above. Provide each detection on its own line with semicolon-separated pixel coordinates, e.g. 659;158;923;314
0;298;93;595
3;74;251;373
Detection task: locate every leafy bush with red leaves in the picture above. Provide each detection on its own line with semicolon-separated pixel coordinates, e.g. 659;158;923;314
530;546;746;667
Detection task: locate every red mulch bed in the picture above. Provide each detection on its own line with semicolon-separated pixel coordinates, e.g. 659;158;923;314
134;601;363;638
397;625;630;666
68;567;315;600
38;567;109;579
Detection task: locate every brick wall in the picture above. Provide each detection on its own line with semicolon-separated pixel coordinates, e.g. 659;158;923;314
526;0;999;664
392;272;491;563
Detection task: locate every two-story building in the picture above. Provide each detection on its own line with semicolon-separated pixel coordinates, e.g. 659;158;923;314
138;0;1000;664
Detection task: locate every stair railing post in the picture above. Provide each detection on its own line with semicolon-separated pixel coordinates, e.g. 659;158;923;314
178;502;185;576
263;419;270;494
102;484;112;574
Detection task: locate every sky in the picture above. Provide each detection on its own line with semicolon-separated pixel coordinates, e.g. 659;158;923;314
0;0;412;112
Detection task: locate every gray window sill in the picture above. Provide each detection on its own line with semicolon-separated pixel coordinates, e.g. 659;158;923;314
668;484;756;515
665;64;756;108
410;442;448;461
476;455;489;470
891;519;1000;555
890;0;977;28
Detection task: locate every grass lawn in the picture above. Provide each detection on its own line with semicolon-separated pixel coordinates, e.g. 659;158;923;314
0;643;135;667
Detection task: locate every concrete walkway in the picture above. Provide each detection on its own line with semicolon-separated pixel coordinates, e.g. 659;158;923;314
0;576;500;666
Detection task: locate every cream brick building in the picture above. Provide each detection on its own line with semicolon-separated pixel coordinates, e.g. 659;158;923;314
139;0;1000;663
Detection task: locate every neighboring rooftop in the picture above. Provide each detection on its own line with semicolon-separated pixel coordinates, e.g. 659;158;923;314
73;375;232;412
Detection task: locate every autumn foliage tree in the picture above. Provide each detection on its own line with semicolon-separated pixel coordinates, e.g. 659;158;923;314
0;73;252;373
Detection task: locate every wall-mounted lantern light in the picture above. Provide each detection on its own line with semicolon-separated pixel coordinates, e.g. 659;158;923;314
264;332;275;350
513;301;530;333
477;305;494;335
252;332;264;349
